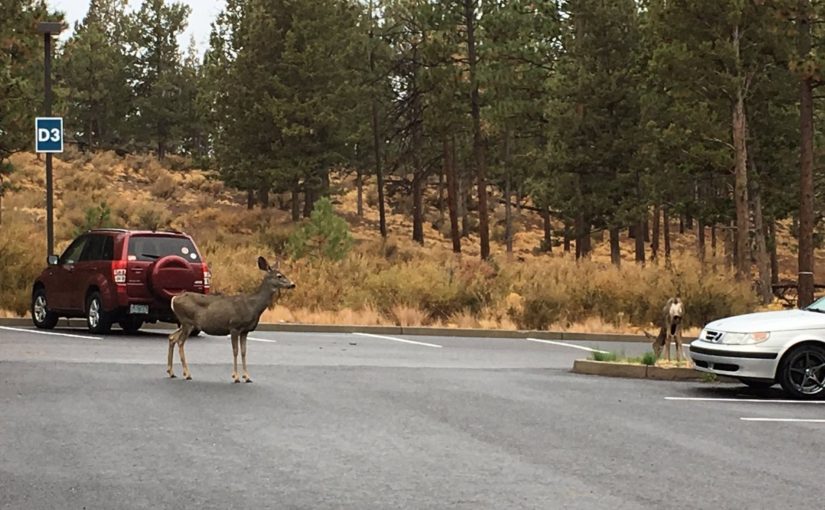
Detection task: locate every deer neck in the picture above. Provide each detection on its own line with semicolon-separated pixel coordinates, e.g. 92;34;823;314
250;280;277;315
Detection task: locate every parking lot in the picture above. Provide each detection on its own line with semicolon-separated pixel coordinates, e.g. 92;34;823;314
1;325;824;509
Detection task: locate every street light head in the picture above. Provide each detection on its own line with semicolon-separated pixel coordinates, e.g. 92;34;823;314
36;21;65;35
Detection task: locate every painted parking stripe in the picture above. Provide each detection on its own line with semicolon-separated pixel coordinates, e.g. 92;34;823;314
741;418;825;423
247;337;277;343
0;326;100;341
666;397;825;405
352;332;442;348
198;335;276;343
526;338;610;354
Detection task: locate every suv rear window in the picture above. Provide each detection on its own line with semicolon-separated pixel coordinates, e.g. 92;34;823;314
127;235;201;263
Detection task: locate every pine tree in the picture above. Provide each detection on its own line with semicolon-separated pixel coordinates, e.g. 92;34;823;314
127;0;191;158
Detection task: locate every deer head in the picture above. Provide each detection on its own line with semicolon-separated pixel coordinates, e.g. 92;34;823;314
257;256;296;292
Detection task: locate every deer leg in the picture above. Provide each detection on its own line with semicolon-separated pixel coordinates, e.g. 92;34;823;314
231;333;240;383
179;336;192;380
240;333;252;383
167;331;178;378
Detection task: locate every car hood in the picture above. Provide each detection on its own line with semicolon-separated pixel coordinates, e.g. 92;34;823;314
705;309;825;333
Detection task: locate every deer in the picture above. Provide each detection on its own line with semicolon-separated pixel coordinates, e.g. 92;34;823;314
166;256;295;383
644;297;689;366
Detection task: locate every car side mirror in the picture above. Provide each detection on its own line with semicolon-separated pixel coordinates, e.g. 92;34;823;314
47;255;59;266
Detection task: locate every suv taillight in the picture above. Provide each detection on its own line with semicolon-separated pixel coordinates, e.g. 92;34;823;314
113;260;127;285
201;263;211;293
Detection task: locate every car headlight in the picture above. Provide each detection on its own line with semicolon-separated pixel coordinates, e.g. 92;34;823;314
722;332;770;345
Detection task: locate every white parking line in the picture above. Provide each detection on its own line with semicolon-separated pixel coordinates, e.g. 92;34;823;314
352;332;442;348
0;326;101;341
666;397;825;405
526;338;610;354
248;337;277;343
741;418;825;423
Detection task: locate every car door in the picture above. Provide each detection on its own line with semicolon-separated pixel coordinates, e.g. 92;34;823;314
50;236;88;310
68;235;109;312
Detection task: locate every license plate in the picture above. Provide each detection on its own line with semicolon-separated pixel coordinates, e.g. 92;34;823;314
129;304;149;315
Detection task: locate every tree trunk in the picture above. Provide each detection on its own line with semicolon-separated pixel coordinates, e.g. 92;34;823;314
258;187;270;209
504;129;513;254
635;217;646;265
246;189;255;210
412;172;424;245
769;221;779;285
303;187;314;218
679;215;685;234
541;207;552;254
751;162;773;304
732;26;751;280
576;214;591;259
798;0;816;307
563;221;571;253
698;218;705;263
663;206;671;262
437;166;445;217
368;3;387;238
291;187;300;222
652;205;660;262
445;137;461;253
460;173;470;238
356;167;363;217
610;226;621;266
465;0;490;260
711;224;717;258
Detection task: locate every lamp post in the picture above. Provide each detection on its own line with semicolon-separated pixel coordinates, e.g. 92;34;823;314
36;22;64;258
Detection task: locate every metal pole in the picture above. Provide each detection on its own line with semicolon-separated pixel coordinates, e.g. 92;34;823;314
44;32;54;257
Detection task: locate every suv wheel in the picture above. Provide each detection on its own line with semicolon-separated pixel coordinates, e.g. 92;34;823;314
778;344;825;400
31;288;59;329
86;291;112;334
118;316;144;334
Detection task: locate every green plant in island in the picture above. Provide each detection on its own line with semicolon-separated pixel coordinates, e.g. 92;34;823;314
641;351;657;366
591;350;618;362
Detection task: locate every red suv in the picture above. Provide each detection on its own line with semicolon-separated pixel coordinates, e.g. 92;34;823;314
31;229;211;334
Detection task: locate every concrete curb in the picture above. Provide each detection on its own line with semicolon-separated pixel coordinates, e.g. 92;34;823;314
571;359;736;383
0;317;696;344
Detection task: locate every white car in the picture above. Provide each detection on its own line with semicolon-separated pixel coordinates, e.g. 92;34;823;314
690;299;825;399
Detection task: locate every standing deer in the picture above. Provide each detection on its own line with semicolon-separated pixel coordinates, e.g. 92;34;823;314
167;256;295;382
644;297;688;365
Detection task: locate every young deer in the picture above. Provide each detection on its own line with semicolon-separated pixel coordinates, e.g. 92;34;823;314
167;256;295;382
644;297;688;365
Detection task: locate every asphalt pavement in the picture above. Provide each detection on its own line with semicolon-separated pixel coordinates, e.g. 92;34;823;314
1;325;823;509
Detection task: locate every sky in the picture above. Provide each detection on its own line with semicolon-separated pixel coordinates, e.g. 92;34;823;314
49;0;226;56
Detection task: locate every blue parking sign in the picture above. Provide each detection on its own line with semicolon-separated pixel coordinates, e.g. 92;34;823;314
35;117;63;153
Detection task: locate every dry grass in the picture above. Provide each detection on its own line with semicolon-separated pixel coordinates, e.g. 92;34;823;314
0;150;802;336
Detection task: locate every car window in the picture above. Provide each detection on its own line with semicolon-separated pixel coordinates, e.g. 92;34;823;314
127;236;201;263
80;235;115;262
59;237;88;265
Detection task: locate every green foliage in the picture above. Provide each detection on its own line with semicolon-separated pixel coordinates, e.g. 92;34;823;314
73;202;114;237
641;351;657;366
591;351;619;362
287;198;353;261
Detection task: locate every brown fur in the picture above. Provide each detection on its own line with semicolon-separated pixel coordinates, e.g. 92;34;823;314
644;297;688;364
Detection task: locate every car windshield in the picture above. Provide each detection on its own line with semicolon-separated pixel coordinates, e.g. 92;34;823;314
127;235;201;263
805;297;825;313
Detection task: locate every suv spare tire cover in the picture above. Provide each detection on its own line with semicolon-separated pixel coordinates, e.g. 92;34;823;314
149;255;197;301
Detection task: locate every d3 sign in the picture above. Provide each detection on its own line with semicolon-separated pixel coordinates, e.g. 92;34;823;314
35;117;63;153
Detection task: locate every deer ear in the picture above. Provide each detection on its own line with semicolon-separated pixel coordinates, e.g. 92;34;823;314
257;256;270;271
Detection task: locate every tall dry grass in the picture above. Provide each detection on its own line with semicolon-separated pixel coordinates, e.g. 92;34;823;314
0;151;761;333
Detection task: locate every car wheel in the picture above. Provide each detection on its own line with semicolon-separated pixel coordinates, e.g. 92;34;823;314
118;316;144;334
739;378;775;390
778;344;825;400
86;291;112;334
31;288;59;329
